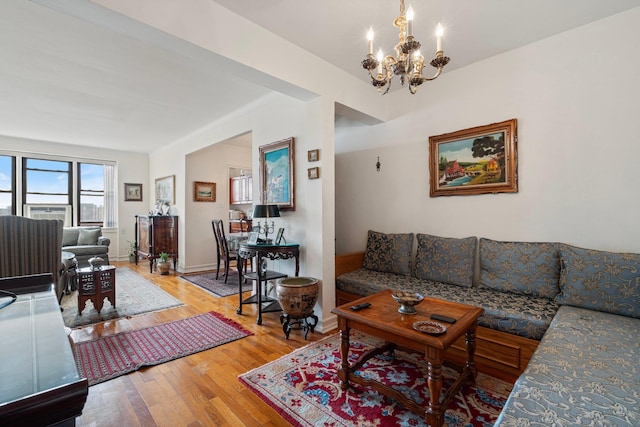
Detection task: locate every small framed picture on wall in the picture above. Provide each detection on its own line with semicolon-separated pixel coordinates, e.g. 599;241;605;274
308;167;319;180
308;149;319;162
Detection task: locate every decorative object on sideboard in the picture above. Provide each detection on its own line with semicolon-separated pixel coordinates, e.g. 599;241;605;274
259;137;295;211
308;167;319;180
275;227;286;245
155;175;175;205
307;149;319;162
252;204;280;244
376;156;381;172
193;181;216;202
362;0;449;94
124;183;143;201
429;118;518;197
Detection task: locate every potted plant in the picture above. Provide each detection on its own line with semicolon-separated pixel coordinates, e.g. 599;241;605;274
127;240;137;263
156;252;170;275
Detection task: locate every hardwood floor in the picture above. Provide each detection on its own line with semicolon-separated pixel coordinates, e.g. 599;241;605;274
72;261;330;427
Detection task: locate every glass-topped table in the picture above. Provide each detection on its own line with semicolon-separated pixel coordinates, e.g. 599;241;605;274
0;276;88;425
236;242;300;325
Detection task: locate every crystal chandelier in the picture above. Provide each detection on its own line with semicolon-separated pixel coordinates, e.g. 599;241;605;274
361;0;450;94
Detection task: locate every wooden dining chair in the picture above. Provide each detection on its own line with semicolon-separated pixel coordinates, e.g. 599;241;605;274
212;219;237;283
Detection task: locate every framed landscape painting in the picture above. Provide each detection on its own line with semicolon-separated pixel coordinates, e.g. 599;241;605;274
429;119;518;197
193;181;216;202
259;137;295;211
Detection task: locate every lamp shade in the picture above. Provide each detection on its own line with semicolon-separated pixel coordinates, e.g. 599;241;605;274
253;204;280;218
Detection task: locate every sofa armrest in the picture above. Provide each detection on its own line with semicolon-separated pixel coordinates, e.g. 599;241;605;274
335;252;365;277
98;236;110;247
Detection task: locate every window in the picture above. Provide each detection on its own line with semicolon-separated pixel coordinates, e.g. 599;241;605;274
15;155;117;227
0;155;15;215
23;158;72;205
78;163;105;225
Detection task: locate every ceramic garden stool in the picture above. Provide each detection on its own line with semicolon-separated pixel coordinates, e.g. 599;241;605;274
276;277;319;339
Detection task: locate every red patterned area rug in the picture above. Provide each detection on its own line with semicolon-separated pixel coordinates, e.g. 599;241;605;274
74;311;252;386
239;332;512;426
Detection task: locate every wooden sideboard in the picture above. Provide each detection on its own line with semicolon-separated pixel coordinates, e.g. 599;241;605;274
135;215;178;273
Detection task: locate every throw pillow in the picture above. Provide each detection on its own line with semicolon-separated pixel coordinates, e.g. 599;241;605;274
77;228;101;246
62;228;79;247
414;234;477;288
362;230;414;276
479;239;561;299
555;244;640;318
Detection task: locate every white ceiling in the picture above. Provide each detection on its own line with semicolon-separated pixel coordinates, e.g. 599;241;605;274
2;0;639;153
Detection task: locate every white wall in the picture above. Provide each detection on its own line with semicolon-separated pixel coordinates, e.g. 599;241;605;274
335;9;640;255
149;92;337;331
0;135;149;259
184;141;252;272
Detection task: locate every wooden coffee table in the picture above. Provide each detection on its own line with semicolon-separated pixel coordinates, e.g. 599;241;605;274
331;290;484;427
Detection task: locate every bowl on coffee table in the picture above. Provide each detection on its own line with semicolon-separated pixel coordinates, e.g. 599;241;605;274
391;291;425;315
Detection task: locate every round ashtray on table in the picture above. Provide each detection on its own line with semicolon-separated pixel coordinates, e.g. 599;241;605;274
391;291;425;315
413;320;447;336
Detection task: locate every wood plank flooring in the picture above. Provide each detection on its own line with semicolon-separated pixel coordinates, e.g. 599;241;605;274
71;261;329;427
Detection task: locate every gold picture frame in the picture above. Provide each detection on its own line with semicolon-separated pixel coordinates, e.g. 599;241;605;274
307;149;319;162
193;181;216;202
429;119;518;197
308;167;319;180
259;137;295;211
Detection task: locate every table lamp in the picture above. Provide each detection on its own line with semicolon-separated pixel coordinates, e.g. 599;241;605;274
252;204;280;243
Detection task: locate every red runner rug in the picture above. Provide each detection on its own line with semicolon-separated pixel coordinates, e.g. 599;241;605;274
239;332;512;426
74;311;252;386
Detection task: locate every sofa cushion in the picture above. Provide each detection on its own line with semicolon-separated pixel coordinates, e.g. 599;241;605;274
555;244;640;318
479;239;561;299
362;230;414;276
336;268;557;340
414;234;476;288
495;305;640;426
77;228;101;246
62;228;79;247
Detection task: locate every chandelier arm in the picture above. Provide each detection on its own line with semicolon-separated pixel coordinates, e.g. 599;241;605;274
418;66;443;82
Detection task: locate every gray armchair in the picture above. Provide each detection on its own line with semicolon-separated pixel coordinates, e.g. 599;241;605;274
62;226;110;268
0;215;65;302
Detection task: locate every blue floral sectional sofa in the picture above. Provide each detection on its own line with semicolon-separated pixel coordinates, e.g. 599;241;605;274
335;231;640;424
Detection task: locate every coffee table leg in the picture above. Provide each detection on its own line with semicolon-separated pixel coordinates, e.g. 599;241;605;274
337;322;351;389
425;347;444;427
465;324;478;381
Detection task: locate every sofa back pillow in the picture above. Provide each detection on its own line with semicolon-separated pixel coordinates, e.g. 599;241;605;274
362;230;414;276
555;244;640;318
62;228;80;247
479;238;561;299
77;228;101;246
414;234;476;287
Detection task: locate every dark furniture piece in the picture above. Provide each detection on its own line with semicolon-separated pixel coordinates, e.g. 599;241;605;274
237;242;300;325
332;290;483;427
229;218;252;233
0;273;88;426
135;215;178;273
212;219;238;284
77;265;116;314
0;215;65;302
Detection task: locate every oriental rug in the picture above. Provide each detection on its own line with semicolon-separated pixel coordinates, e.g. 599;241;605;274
61;267;183;328
239;332;512;427
180;270;251;297
73;311;252;386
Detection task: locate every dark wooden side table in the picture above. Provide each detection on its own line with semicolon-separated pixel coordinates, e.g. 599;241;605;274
77;265;116;314
331;290;484;427
236;242;300;325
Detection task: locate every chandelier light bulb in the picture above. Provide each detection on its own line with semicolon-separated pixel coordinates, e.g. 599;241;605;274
376;49;384;74
367;27;374;54
436;23;444;52
406;5;414;37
